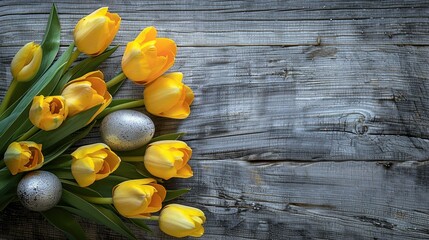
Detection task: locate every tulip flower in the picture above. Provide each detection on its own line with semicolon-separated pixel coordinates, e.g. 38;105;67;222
11;42;43;82
73;7;121;56
61;70;112;121
29;95;68;131
121;26;177;85
159;204;206;238
143;72;194;119
144;140;193;180
71;143;120;187
112;178;166;218
4;141;44;175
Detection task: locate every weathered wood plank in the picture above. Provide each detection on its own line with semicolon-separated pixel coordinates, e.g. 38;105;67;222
1;160;428;239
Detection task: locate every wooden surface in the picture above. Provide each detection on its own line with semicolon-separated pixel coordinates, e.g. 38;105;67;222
1;0;429;239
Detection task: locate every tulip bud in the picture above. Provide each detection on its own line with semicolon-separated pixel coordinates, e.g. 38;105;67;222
121;26;177;85
74;7;121;56
112;178;166;218
71;143;120;187
4;141;44;175
61;70;112;121
144;140;193;180
159;204;206;238
11;42;43;82
29;95;68;131
143;72;194;119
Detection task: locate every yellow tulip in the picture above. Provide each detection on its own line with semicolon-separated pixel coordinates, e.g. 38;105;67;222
29;95;68;131
144;140;193;180
143;72;194;119
159;204;206;238
71;143;120;187
11;42;43;82
4;141;44;175
61;70;112;120
121;26;177;85
74;7;121;56
112;178;166;218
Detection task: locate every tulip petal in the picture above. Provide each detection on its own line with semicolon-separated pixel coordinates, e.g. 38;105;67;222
135;26;157;44
176;164;193;178
71;156;97;187
74;7;121;56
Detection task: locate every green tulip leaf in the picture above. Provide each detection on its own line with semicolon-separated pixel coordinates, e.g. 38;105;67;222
50;169;74;180
61;190;137;240
129;219;152;233
42;121;96;164
41;207;87;240
28;105;100;149
108;78;126;96
52;46;118;94
164;188;191;202
89;175;127;197
134;162;161;181
150;132;185;143
42;155;71;170
113;161;147;179
71;46;119;80
37;4;62;79
60;179;102;198
0;174;22;196
0;193;16;212
108;98;137;108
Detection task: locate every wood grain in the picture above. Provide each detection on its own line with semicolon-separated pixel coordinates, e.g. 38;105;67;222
0;0;428;239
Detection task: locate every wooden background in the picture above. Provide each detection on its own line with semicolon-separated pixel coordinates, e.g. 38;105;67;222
1;0;428;239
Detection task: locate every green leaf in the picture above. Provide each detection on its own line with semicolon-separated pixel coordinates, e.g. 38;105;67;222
41;207;87;240
43;121;96;164
42;155;71;170
108;78;126;96
134;162;160;180
129;219;152;233
0;44;74;152
0;174;22;196
28;105;100;149
50;169;74;180
61;180;102;198
113;161;147;179
52;46;118;94
108;98;137;108
164;188;191;202
0;193;16;212
150;132;185;143
9;4;61;105
88;176;127;197
61;190;137;240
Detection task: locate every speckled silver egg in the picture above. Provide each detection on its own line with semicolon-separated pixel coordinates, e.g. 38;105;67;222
17;171;62;212
100;109;155;151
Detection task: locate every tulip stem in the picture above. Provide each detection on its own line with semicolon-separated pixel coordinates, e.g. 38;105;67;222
120;156;144;162
0;79;18;115
80;196;113;205
17;126;39;141
148;216;160;221
107;72;126;88
64;48;81;70
97;99;145;119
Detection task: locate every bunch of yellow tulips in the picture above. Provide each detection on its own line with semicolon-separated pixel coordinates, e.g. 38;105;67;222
0;5;205;239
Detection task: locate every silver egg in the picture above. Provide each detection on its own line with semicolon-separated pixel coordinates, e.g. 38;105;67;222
17;171;62;212
100;109;155;151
